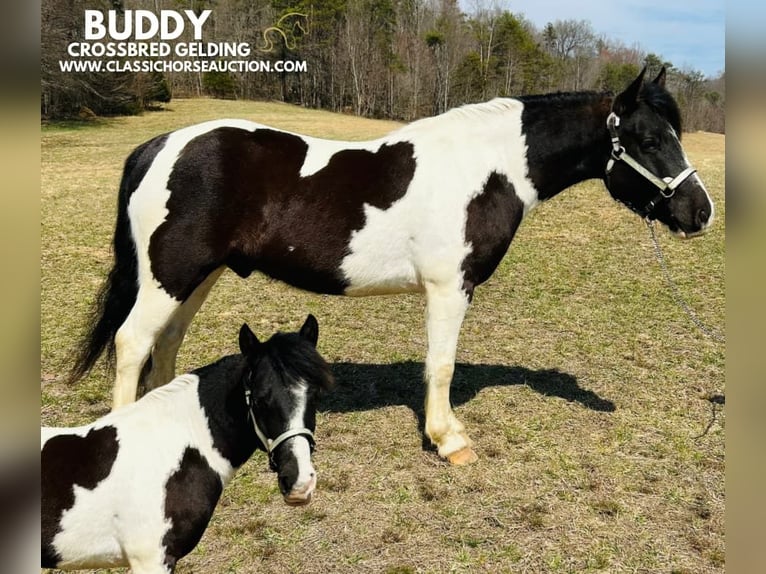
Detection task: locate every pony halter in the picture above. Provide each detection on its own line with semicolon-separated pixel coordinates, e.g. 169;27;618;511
605;112;697;219
244;388;315;471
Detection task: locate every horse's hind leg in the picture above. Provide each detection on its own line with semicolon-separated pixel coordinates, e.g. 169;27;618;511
423;281;477;465
144;268;225;391
113;284;181;409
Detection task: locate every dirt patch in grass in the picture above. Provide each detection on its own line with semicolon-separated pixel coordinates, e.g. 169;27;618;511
42;100;724;573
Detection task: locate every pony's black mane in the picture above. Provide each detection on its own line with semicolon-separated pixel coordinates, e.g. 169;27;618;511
193;332;333;396
257;333;334;393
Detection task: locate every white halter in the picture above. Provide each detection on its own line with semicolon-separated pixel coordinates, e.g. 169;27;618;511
244;388;315;470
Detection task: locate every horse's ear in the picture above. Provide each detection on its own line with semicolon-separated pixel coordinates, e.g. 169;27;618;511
613;66;647;115
652;66;667;88
299;314;319;347
239;323;261;357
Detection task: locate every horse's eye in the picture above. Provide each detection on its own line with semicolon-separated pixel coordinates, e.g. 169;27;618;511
641;138;659;152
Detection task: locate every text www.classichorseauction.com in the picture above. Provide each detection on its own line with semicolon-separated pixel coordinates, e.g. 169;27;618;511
59;9;309;74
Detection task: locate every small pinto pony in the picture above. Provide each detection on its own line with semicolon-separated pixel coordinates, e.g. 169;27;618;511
68;67;713;465
42;316;333;573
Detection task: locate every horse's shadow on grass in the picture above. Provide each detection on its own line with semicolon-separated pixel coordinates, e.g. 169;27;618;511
322;361;614;447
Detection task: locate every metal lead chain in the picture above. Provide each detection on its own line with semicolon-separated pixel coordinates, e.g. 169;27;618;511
646;220;724;343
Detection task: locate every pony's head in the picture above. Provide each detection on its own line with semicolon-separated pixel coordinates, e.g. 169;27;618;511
239;315;333;505
604;67;714;237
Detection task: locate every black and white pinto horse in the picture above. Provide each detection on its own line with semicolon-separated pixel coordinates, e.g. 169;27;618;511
69;67;713;465
43;316;333;573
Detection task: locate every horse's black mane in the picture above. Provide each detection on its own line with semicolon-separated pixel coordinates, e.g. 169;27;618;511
639;81;683;136
518;83;682;135
518;90;603;107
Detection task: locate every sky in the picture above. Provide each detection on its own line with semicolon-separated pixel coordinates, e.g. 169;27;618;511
466;0;726;78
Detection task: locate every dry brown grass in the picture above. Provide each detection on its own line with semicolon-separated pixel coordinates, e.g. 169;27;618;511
42;100;725;573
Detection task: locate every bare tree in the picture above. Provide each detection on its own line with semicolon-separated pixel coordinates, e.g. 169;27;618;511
542;19;597;89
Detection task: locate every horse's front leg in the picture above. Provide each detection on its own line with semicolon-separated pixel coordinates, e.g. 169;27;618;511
423;281;477;465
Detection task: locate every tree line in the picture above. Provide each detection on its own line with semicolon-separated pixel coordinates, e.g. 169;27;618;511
41;0;725;133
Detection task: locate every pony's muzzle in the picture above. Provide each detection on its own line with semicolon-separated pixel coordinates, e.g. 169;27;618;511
277;439;317;505
281;471;316;506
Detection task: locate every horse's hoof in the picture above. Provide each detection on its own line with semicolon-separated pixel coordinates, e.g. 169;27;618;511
446;447;478;465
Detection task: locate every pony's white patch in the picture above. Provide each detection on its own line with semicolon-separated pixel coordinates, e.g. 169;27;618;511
340;98;539;295
286;382;316;498
43;375;231;570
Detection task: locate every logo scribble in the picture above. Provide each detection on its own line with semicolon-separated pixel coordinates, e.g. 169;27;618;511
258;12;309;53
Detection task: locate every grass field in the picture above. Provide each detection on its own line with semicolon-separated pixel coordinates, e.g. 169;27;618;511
41;99;725;573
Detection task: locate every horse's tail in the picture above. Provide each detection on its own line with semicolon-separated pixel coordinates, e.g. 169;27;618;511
67;148;145;384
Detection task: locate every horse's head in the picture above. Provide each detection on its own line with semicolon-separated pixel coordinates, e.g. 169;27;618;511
604;67;714;238
239;315;333;506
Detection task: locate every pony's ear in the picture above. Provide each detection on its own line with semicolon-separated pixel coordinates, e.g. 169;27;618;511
299;314;319;347
652;66;667;88
239;323;261;357
613;66;647;116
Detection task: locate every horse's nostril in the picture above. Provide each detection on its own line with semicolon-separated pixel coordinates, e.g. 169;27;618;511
696;209;710;227
278;475;291;495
